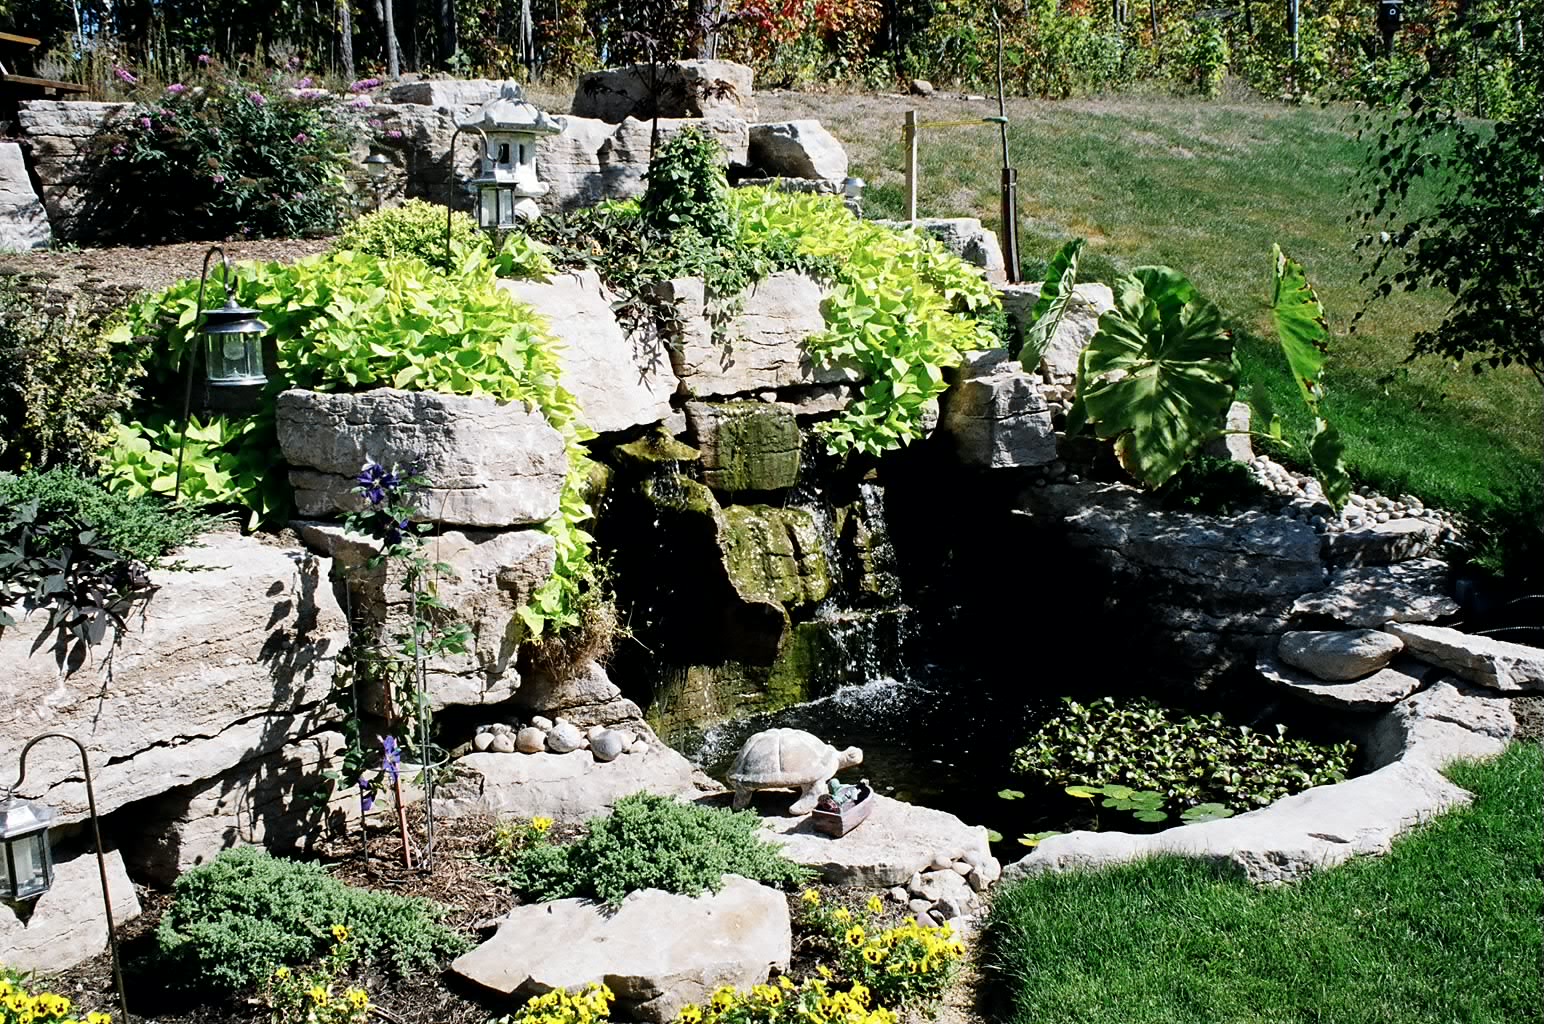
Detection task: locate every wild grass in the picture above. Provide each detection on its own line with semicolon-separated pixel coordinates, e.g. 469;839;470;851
981;742;1543;1024
758;90;1543;517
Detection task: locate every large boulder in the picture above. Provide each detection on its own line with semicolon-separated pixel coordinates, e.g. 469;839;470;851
516;660;645;729
1364;677;1517;769
388;79;507;109
748;121;848;180
662;271;854;397
1321;519;1444;567
596;116;750;197
0;142;51;250
573;60;756;123
687;401;802;493
119;730;358;885
762;794;992;887
452;875;789;1022
1290;558;1458;627
0;846;140;973
499;270;678;433
1005;758;1472;886
537;114;621;212
0;532;346;824
996;281;1114;381
16;100;130;236
437;743;701;821
277;388;567;528
1384;623;1544;692
1276;629;1403;681
941;348;1057;469
294;521;555;710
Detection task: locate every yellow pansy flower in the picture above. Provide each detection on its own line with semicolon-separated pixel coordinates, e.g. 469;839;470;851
676;1005;703;1024
345;989;370;1010
844;925;865;947
800;889;821;906
331;924;350;943
866;895;884;915
531;817;554;833
307;986;329;1005
832;907;851;923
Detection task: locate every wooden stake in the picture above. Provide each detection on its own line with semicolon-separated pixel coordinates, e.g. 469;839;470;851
904;109;919;224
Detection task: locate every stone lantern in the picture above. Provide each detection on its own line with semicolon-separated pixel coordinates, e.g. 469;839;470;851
466;84;561;228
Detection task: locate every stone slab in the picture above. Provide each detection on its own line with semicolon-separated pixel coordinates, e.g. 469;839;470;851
942;348;1056;469
1321;519;1443;567
686;401;802;492
748;120;848;180
762;794;992;887
1385;622;1544;692
498;270;677;434
1364;677;1517;770
452;875;789;1023
995;281;1113;381
573;60;756;123
437;744;701;821
1258;651;1429;711
1290;558;1459;627
0;141;50;250
0;846;140;973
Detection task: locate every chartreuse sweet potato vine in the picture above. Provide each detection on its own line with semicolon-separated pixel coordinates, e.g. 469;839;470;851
106;244;596;635
730;188;1001;456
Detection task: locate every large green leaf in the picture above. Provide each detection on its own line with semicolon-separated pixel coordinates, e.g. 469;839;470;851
1019;238;1085;373
1269;244;1329;410
1309;417;1352;510
1077;266;1239;489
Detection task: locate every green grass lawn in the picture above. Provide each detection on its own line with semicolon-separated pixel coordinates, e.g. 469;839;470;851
980;742;1543;1024
757;91;1543;517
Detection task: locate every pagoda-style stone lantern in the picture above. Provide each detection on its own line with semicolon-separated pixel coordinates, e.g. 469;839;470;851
466;84;562;228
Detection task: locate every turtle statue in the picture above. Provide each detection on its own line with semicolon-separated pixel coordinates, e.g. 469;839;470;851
727;728;863;815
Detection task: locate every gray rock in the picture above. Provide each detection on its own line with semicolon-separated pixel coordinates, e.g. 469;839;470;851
1290;558;1458;627
661;272;857;398
573;60;756;123
748;120;848;180
16;100;130;235
687;401;802;493
1258;651;1428;710
590;730;626;762
516;727;548;754
389;79;507;108
1322;519;1443;567
0;846;140;973
876;217;1006;283
498;270;678;433
0;533;346;824
0;142;51;250
546;720;585;753
1384;623;1544;692
121;731;358;884
910;79;935;96
452;876;788;1022
295;522;556;711
491;732;517;753
474;731;495;751
278;388;567;527
438;744;700;821
1364;677;1516;770
1277;629;1403;681
1203;401;1254;463
1005;758;1472;886
535;114;618;213
995;281;1113;381
517;660;644;730
763;794;991;886
908;898;933;915
594;116;750;197
941;348;1056;469
531;715;554;731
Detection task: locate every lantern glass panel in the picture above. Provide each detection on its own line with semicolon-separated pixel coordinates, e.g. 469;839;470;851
204;331;265;386
499;189;515;227
478;184;498;228
0;798;55;903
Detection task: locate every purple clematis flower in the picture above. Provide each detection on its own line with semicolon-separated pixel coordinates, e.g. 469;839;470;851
358;777;375;811
382;735;401;785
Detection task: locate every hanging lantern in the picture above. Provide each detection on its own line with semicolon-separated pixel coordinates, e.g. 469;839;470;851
0;794;55;903
465;84;561;229
202;296;269;387
363;151;390;183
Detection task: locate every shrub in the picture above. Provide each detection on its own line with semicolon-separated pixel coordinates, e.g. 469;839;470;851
331;200;485;272
82;61;355;242
796;890;964;1013
496;793;810;906
153;847;466;995
1012;697;1354;813
0;975;110;1024
0;280;146;473
0;467;214;564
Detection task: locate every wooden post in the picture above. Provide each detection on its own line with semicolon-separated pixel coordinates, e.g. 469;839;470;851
904;109;919;224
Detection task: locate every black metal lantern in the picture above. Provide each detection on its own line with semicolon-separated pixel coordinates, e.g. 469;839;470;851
201;297;269;387
363;150;390;183
0;793;54;903
1377;0;1404;55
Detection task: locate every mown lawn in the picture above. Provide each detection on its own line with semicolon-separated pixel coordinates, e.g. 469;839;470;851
757;90;1543;517
980;742;1543;1024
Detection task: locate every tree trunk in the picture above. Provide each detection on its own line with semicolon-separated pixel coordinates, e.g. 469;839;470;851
384;0;401;77
439;0;457;65
339;0;356;80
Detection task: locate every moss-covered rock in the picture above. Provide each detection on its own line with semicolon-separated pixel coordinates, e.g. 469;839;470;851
720;504;831;610
613;425;702;472
687;401;802;493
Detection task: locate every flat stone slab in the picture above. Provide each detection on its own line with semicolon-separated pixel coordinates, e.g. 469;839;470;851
1321;519;1443;567
1005;758;1471;886
1258;651;1429;711
1277;628;1403;681
452;876;790;1023
1385;622;1544;692
0;846;140;973
762;794;991;887
437;744;700;821
1365;677;1517;770
1290;558;1458;627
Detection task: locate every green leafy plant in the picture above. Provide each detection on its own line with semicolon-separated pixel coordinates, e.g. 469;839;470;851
331;199;486;272
495;792;809;907
1065;783;1169;824
1069;266;1238;489
0;280;147;473
1155;454;1267;514
1012;697;1354;814
640;125;737;246
1017;237;1084;372
105;413;292;526
153;847;466;995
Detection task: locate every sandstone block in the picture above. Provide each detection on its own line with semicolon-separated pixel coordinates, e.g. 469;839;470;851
748;120;848;180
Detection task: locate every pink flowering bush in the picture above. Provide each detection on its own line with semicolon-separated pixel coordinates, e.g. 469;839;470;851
85;59;357;242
